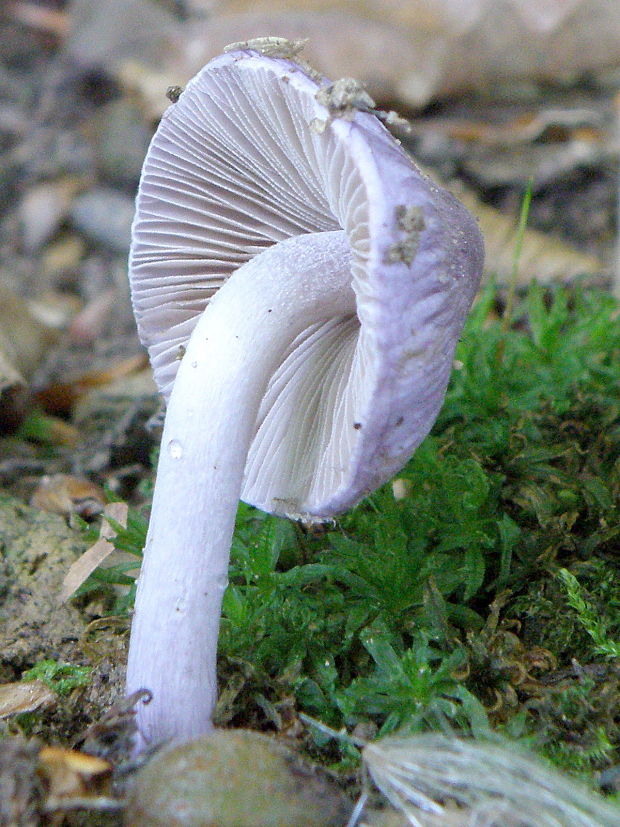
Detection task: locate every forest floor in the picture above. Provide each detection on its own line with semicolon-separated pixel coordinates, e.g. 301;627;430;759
0;3;618;825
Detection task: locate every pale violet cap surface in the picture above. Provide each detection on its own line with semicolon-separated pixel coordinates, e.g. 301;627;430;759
129;48;484;517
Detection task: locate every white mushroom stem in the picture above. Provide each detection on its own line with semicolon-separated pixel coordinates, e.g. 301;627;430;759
126;230;354;747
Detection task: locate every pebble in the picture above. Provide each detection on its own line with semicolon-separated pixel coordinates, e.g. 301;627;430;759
70;187;135;253
124;729;352;827
92;99;152;186
18;178;81;252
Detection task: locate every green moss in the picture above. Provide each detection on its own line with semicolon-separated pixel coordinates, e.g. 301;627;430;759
21;659;91;696
93;282;620;786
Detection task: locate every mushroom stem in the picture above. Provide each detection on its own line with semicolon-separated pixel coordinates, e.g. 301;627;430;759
126;230;354;747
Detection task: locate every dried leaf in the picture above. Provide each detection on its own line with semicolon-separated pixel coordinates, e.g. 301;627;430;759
413;107;607;149
17;411;81;447
61;502;128;602
37;746;111;803
0;680;57;719
35;352;149;415
30;474;106;520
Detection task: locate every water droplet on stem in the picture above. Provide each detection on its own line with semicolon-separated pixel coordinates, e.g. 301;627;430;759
168;439;183;459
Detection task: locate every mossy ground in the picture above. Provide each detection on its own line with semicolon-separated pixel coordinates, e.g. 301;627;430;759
80;281;620;792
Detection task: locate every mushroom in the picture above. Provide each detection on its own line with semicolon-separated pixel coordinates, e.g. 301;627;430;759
126;41;484;748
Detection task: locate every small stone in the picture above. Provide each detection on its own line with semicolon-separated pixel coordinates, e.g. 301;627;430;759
124;730;352;827
91;99;152;186
166;85;183;103
19;178;82;252
70;187;135;252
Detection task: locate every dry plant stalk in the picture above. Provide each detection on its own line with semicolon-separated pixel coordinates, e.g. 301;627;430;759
362;734;619;827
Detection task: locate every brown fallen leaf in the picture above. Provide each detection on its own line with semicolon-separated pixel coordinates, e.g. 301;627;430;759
412;107;607;149
37;746;112;809
61;501;130;602
30;474;106;520
0;680;57;719
35;352;149;415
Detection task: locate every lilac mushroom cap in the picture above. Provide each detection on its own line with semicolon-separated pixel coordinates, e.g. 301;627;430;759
126;44;484;747
131;47;483;517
